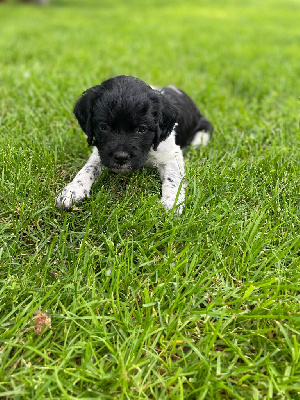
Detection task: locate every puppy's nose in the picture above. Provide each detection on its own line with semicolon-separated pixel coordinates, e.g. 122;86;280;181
113;150;130;165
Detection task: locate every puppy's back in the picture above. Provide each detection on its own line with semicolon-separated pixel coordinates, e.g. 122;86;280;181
161;86;213;149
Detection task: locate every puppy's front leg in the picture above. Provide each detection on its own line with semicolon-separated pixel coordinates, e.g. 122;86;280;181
56;147;102;209
158;154;185;215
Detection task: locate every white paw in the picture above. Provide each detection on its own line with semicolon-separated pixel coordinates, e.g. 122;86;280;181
161;197;184;215
55;183;90;209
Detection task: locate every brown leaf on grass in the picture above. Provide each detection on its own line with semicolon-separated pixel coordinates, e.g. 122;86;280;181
33;310;51;334
22;310;52;335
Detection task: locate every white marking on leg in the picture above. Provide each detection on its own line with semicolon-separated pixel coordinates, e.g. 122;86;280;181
190;131;210;147
56;147;102;209
147;131;185;214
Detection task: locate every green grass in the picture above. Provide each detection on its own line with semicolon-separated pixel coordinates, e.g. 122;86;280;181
0;0;299;398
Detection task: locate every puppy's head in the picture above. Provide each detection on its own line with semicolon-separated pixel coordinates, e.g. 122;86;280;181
73;75;178;171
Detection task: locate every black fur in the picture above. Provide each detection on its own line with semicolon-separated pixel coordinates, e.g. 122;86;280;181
160;86;214;148
73;75;213;170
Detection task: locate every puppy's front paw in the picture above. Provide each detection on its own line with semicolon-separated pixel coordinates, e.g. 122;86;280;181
55;183;90;209
161;197;184;215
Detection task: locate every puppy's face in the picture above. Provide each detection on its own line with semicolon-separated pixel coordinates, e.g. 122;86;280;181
73;76;178;172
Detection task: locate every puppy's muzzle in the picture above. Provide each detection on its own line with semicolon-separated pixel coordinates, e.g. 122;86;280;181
113;150;130;165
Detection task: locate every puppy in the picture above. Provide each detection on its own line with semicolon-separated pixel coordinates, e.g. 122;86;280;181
56;75;213;214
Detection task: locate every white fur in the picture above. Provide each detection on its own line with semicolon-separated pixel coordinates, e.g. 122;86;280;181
165;85;182;96
146;130;185;214
55;147;101;209
56;131;185;214
190;131;210;147
150;85;160;91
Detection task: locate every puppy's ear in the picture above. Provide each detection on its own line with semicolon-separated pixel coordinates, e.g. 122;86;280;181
73;86;102;146
153;95;178;150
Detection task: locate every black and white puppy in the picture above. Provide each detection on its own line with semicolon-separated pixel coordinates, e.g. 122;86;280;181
56;75;213;214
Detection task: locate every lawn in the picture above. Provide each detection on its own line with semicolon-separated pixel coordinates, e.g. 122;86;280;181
0;0;299;398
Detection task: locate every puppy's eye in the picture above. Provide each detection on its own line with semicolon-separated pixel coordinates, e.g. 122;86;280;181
99;122;108;131
137;126;147;134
